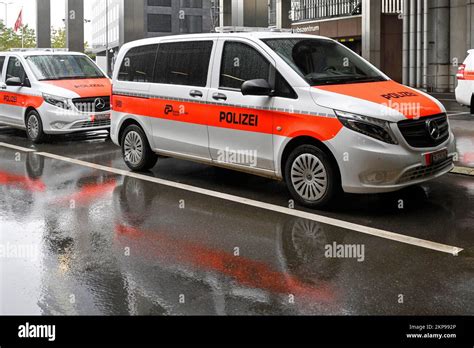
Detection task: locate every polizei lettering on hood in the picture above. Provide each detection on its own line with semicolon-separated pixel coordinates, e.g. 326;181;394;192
219;111;259;127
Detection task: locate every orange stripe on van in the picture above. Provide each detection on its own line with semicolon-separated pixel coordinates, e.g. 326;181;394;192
315;80;443;119
43;78;112;98
0;91;43;109
113;94;343;141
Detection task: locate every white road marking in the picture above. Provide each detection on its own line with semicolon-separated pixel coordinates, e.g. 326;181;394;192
0;142;37;153
0;142;464;255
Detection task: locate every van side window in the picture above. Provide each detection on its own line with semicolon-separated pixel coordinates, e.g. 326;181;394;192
0;56;5;78
220;42;270;90
6;57;27;82
118;44;158;82
154;41;213;87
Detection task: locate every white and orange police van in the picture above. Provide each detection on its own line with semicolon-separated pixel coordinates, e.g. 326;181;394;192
110;31;456;208
456;49;474;114
0;49;111;143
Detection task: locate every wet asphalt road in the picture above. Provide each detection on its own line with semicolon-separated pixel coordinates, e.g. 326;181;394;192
0;97;473;316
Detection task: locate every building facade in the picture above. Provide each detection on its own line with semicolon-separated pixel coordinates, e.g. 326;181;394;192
91;0;214;74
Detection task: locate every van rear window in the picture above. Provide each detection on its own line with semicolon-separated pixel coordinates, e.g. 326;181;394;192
118;44;158;83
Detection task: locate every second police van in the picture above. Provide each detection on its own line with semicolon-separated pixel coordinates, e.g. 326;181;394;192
0;50;112;143
111;31;456;208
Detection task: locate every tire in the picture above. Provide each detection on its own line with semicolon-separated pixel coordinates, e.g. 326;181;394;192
25;110;46;144
470;95;474;115
121;124;158;171
284;145;340;209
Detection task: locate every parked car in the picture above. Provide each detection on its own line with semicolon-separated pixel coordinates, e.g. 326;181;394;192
110;32;456;208
455;49;474;114
0;50;112;143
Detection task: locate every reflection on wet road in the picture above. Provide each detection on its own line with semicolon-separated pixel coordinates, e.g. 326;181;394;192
1;146;473;315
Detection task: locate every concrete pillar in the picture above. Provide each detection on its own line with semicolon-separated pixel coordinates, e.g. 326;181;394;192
36;0;51;48
276;0;292;29
65;0;84;53
361;0;381;68
468;0;474;50
428;0;450;92
450;0;468;83
219;0;232;27
231;0;244;26
402;0;410;85
409;0;416;86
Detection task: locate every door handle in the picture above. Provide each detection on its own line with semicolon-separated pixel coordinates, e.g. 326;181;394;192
212;93;227;101
189;90;203;98
0;84;6;90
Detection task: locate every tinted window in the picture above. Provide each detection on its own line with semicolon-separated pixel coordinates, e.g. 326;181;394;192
119;44;158;82
274;72;297;99
154;41;213;87
148;14;172;32
179;15;202;33
0;56;5;78
180;0;202;8
147;0;171;6
6;57;27;81
220;42;270;89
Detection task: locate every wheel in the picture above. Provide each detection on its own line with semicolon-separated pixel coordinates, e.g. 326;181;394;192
284;145;340;209
121;125;158;171
26;110;46;144
470;95;474;114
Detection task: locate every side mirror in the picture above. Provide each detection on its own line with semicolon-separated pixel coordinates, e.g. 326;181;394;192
6;77;23;87
241;79;273;96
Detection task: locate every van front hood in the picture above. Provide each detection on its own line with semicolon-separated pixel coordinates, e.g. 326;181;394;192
42;78;112;98
312;80;445;122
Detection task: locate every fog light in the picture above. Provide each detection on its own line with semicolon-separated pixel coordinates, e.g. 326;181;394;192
51;122;67;129
360;170;398;185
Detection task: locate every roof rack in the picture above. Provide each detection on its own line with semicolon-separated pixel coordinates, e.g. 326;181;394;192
214;26;294;33
10;48;69;52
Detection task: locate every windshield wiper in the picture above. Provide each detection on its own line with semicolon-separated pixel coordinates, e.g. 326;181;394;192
310;75;386;86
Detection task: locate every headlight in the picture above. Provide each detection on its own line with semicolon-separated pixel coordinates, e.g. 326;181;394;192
335;110;398;145
43;93;72;110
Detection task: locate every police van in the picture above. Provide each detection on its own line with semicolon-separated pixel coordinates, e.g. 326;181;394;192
456;49;474;114
110;30;456;208
0;50;111;143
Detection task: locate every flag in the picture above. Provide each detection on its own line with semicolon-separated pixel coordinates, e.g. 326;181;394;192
14;9;22;32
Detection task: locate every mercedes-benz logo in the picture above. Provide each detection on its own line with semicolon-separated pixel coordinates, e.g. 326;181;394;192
426;119;441;140
94;98;106;110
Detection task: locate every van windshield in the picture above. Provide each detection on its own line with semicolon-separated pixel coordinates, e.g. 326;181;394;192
263;38;387;86
26;55;105;81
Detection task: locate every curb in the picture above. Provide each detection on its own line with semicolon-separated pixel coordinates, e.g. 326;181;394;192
451;166;474;176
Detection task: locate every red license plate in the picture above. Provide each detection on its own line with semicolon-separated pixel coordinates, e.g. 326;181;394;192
424;149;448;166
92;113;110;121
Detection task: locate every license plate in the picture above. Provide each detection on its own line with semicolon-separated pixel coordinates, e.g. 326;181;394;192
92;113;110;121
423;149;448;166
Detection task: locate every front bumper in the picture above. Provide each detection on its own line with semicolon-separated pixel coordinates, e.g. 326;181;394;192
38;103;111;134
326;127;456;194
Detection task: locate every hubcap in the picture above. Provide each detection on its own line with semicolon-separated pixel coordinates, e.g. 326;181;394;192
123;131;143;166
27;115;39;139
291;154;328;202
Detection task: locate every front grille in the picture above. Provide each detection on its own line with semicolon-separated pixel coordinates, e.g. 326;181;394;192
72;96;111;113
397;158;453;184
71;119;111;129
398;113;450;148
